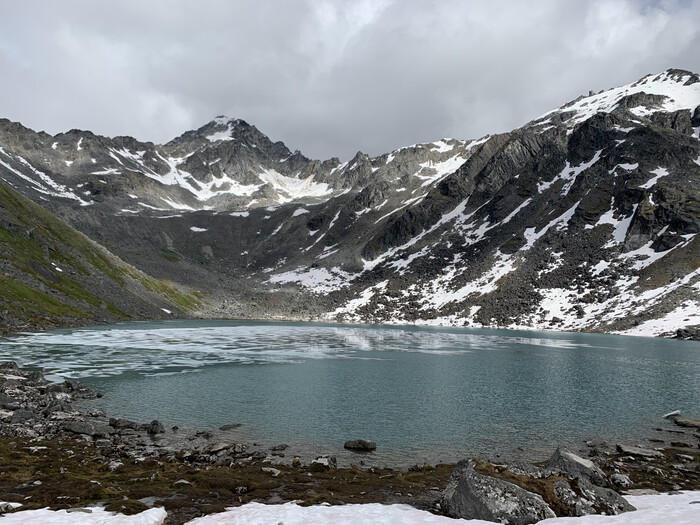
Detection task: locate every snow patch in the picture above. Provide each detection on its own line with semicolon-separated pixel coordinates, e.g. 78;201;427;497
269;266;354;292
639;167;669;189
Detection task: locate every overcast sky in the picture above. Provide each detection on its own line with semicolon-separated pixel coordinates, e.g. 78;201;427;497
1;0;699;160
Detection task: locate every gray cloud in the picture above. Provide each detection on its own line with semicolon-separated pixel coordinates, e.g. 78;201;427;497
1;0;698;160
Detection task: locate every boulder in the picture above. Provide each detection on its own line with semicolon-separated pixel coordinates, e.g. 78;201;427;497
108;417;141;430
441;460;555;524
344;439;377;451
0;392;20;411
616;444;664;458
145;420;165;435
610;473;633;488
553;480;596;516
669;415;700;430
547;446;607;486
577;478;636;515
62;421;114;437
310;455;337;471
10;409;39;424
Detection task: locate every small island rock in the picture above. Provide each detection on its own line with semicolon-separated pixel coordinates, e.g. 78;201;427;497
344;439;377;451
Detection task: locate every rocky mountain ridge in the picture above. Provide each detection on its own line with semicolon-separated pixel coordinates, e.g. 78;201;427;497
0;68;698;338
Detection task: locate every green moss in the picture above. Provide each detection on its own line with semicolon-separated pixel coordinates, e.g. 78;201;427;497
0;275;90;320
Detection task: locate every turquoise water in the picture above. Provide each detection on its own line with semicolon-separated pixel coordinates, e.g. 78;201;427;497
1;320;698;464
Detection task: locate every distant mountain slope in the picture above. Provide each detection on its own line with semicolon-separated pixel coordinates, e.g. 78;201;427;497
0;181;202;334
0;69;698;338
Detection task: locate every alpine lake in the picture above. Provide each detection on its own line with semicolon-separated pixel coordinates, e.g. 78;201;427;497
1;320;698;467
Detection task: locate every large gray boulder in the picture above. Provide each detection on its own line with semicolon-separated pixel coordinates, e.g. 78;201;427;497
344;439;377;451
62;421;114;437
442;460;556;524
577;479;636;515
547;446;607;486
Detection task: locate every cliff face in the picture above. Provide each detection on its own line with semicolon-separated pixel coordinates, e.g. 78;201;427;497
0;69;698;337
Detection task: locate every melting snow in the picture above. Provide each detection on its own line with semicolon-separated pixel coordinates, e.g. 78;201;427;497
292;208;310;217
523;201;580;250
639;167;669;189
190;226;208;232
269;266;354;292
616;300;700;338
257;168;331;202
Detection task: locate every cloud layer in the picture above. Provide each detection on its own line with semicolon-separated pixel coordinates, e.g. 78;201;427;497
1;0;698;160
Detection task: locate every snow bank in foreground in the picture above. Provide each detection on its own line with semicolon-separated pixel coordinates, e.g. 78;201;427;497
184;491;700;524
185;502;471;524
0;506;166;524
2;492;699;524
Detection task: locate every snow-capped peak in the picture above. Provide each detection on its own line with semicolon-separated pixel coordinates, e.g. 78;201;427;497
532;68;700;129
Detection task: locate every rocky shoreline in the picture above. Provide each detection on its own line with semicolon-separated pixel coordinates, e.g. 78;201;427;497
1;361;699;524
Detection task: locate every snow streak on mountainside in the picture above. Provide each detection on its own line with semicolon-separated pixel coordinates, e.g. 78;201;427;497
0;69;698;338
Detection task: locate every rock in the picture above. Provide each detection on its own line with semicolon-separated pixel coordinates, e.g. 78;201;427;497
219;423;243;431
292;456;302;468
205;442;231;454
233;486;248;494
270;443;289;451
230;443;247;454
311;456;337;471
610;473;633;488
10;409;39;424
616;444;664;458
441;460;555;524
669;415;700;430
344;439;377;451
261;467;281;477
552;480;596;516
577;478;636;515
0;392;20;410
0;502;21;513
173;479;192;486
108;417;141;430
46;384;71;395
547;446;607;486
62;421;114;437
145;420;165;435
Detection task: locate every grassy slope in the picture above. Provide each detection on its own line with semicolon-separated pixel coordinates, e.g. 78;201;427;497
0;181;203;334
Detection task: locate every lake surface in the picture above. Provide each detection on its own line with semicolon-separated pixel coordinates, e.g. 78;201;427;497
1;320;698;466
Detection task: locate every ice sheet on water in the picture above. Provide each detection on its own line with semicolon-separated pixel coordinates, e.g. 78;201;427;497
0;322;597;381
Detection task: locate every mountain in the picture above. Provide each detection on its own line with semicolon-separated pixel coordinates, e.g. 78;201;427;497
0;68;698;338
0;180;202;334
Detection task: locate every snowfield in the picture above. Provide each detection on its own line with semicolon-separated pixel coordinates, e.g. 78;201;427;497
1;491;699;524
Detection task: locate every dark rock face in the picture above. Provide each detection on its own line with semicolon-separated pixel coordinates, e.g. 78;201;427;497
441;460;556;524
